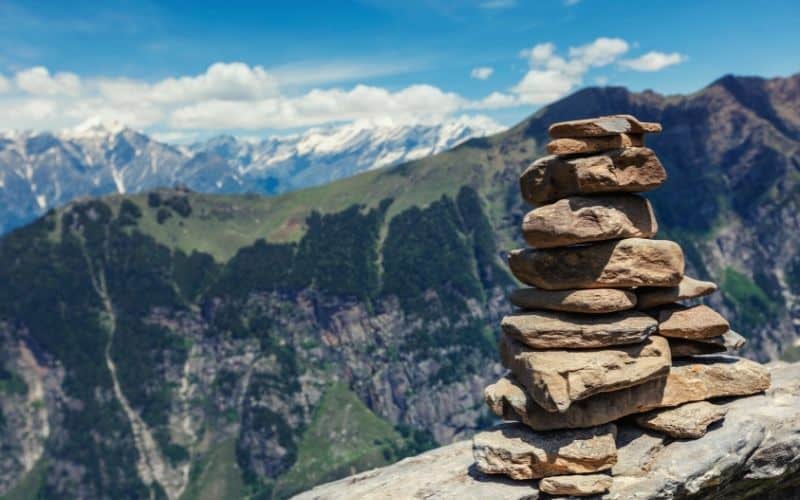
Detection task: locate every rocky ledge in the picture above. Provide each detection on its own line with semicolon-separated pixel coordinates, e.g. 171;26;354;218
293;361;800;499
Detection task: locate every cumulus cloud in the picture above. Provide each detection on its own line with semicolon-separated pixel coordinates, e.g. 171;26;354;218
619;51;687;71
15;67;81;96
513;37;629;104
470;67;494;80
0;74;11;93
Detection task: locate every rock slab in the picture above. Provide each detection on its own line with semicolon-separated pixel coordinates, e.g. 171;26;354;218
667;330;746;358
539;474;613;496
472;422;617;480
634;401;728;439
501;310;657;349
292;362;800;500
499;335;671;412
657;304;730;339
509;287;637;314
522;195;657;248
486;356;770;430
548;115;662;138
520;147;667;205
508;238;684;290
547;134;644;155
636;275;718;309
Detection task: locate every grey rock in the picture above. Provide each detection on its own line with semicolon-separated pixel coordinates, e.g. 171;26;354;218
634;401;728;439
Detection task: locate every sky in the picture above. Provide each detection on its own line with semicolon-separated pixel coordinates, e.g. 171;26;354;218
0;0;798;141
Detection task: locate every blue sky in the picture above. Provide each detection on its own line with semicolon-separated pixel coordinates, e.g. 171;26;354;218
0;0;797;139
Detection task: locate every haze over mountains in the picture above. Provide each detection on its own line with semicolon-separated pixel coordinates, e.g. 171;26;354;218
0;115;503;234
0;72;799;499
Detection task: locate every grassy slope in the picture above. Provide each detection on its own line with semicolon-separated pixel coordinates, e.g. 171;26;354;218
180;440;246;500
0;459;47;500
83;124;537;262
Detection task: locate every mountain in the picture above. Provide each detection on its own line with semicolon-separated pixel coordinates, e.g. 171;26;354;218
0;73;798;500
0;116;503;235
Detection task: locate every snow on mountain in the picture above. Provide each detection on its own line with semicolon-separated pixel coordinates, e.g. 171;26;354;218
0;116;504;234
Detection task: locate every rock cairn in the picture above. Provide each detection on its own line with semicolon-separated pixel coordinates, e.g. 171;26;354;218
472;115;772;497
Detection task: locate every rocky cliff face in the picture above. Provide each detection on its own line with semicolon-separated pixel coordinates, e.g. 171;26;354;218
293;361;800;500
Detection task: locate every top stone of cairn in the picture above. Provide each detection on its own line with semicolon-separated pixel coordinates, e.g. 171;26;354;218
548;114;662;139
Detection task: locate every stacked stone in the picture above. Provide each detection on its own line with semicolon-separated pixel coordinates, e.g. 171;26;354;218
472;115;772;497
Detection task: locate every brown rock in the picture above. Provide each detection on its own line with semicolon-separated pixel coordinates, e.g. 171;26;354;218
522;195;657;248
501;310;656;349
472;422;617;480
658;305;730;340
485;356;770;430
547;133;643;156
635;401;728;439
499;335;671;412
539;474;613;496
509;287;637;314
548;115;662;138
520;147;667;205
637;276;718;309
508;238;684;290
667;330;747;358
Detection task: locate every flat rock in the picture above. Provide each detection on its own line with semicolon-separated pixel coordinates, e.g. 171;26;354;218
657;305;729;339
637;276;718;309
520;147;667;205
501;310;657;349
509;287;637;314
294;362;800;500
472;422;617;480
548;115;662;138
508;238;684;290
668;331;746;358
485;356;770;430
499;335;670;412
539;474;613;496
522;195;657;248
635;401;728;439
547;133;644;155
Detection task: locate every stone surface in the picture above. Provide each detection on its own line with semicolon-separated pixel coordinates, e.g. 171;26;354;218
668;331;746;357
548;115;662;138
522;195;657;248
501;310;657;349
635;401;728;439
520;147;667;205
657;304;730;340
472;423;617;480
499;335;670;412
636;275;718;309
508;238;684;290
293;363;800;500
509;287;637;314
539;474;613;496
547;133;644;155
485;356;770;430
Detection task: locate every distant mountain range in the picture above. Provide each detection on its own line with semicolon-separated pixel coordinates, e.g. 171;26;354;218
0;116;503;234
1;72;798;499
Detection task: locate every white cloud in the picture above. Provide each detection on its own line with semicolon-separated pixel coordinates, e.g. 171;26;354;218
619;51;687;72
513;37;629;104
15;66;81;96
594;75;609;86
471;67;494;80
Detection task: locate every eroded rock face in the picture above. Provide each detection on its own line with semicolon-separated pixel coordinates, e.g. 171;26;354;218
547;134;644;155
508;288;637;314
657;305;730;340
635;401;728;439
501;310;657;349
548;115;662;138
472;422;617;480
508;238;684;290
293;363;800;500
636;275;718;310
520;148;667;205
499;335;670;412
522;195;657;249
485;356;770;430
539;473;613;496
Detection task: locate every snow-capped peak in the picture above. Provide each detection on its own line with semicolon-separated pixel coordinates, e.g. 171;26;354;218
61;117;129;139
